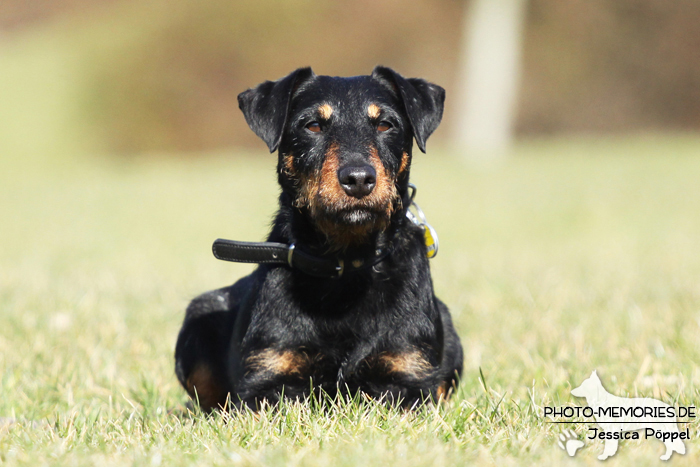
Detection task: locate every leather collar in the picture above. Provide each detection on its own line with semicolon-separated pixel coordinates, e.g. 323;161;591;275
212;238;394;279
212;184;430;279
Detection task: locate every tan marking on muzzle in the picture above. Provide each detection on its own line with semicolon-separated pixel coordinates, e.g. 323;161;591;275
294;144;399;248
283;153;296;176
317;143;344;209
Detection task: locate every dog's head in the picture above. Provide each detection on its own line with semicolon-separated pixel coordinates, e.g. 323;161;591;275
238;66;444;248
571;370;604;400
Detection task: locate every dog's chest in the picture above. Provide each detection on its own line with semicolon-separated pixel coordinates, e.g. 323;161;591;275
241;264;438;385
243;344;435;387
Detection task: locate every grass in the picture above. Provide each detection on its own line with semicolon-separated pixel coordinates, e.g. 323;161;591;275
1;136;700;465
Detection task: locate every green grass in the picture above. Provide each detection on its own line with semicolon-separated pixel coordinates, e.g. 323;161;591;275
1;136;700;465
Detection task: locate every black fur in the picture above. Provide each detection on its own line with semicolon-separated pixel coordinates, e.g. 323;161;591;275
175;66;463;410
371;66;445;153
237;67;315;153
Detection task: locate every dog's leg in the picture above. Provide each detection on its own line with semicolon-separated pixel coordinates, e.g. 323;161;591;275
175;287;238;411
598;437;618;460
436;298;463;397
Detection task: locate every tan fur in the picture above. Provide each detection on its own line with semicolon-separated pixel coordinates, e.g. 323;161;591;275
367;103;381;119
376;350;433;379
186;364;227;410
317;143;344;212
293;144;399;249
282;153;296;176
399;151;410;174
436;380;453;401
246;349;311;376
318;104;333;120
436;383;447;400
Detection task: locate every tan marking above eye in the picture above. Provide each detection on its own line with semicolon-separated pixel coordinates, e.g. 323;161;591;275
367;103;381;119
318;104;333;120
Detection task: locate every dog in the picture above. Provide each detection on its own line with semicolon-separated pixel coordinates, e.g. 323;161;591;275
571;370;686;460
174;66;463;411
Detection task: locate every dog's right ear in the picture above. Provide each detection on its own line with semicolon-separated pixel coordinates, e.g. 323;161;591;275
238;67;315;153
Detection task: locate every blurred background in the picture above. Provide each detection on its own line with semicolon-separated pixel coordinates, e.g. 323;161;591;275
1;0;699;159
2;4;700;461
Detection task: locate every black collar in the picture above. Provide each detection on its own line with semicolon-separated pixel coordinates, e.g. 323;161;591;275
212;238;393;279
212;184;430;279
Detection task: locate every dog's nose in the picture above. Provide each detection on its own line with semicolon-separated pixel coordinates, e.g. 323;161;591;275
338;165;376;198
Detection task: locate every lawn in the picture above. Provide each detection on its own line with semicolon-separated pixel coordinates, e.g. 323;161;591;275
1;136;699;465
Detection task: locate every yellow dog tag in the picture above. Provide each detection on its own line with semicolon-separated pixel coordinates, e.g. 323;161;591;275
423;223;438;258
405;184;439;259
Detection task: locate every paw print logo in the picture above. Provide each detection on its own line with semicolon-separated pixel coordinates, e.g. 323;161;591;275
558;429;585;457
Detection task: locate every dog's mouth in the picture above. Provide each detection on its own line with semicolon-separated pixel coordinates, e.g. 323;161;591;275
335;207;379;225
308;201;395;248
316;203;390;229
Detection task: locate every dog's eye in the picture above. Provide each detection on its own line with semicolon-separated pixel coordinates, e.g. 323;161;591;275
306;122;322;133
377;121;392;132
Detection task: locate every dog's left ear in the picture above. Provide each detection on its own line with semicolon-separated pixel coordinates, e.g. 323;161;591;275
371;66;445;153
238;67;316;153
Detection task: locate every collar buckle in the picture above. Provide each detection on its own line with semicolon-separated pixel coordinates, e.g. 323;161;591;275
287;243;295;267
335;259;345;278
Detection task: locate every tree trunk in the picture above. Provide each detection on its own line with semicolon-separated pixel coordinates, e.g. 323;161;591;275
452;0;527;156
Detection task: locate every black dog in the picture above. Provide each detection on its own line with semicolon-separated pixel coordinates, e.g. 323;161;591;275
175;66;463;411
